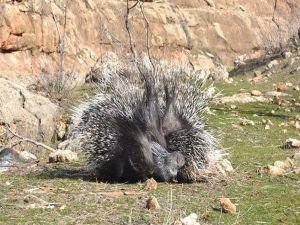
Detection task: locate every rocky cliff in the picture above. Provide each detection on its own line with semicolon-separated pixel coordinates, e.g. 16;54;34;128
0;0;299;83
0;0;299;160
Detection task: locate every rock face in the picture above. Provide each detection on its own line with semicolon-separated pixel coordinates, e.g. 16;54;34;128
0;78;60;144
0;0;299;81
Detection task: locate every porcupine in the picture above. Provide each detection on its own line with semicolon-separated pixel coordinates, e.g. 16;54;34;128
159;64;221;182
73;56;221;182
73;61;185;182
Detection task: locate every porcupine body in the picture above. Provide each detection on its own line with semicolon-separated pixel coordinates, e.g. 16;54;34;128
73;56;221;183
73;62;185;182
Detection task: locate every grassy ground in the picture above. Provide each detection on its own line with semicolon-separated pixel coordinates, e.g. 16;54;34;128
0;65;300;225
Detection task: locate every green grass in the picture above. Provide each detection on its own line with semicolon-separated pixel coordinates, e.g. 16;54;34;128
0;68;300;225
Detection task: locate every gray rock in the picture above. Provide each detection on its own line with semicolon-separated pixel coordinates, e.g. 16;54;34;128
267;60;279;69
19;151;37;162
264;91;289;97
283;52;293;59
0;78;60;146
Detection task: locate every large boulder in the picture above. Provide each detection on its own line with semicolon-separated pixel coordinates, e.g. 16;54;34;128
0;78;60;145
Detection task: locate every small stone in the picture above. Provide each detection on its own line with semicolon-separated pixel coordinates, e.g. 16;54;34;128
264;91;289;97
230;105;237;109
293;168;300;174
144;178;157;191
240;118;255;126
220;197;236;214
284;138;300;148
19;151;37;162
146;196;160;210
267;165;285;176
293;86;300;91
277;83;288;92
265;124;270;130
267;60;279;69
254;71;261;77
283;52;293;59
181;213;200;225
251;75;262;82
274;158;293;170
282;129;287;134
49;150;78;163
218;159;234;174
251;90;262;96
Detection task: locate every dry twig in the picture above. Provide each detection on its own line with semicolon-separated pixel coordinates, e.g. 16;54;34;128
5;126;56;153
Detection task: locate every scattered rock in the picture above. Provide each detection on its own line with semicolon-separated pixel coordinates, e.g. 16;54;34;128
240;118;255;126
285;82;293;87
283;52;293;59
264;91;289;97
251;90;262;96
218;93;268;104
181;213;200;225
220;197;236;214
0;148;17;172
249;74;263;82
216;159;234;175
267;165;285;176
282;129;287;134
48;150;78;163
24;194;65;209
144;178;158;191
293;168;300;174
146;196;160;210
273;158;294;170
254;70;262;77
230;104;237;109
19;151;37;162
277;83;288;92
293;86;300;91
267;60;279;69
284;138;300;148
0;148;36;172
